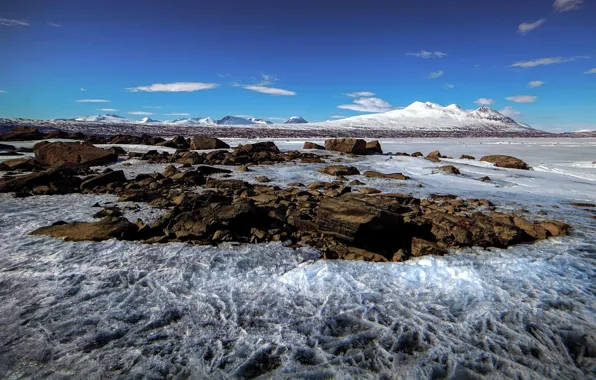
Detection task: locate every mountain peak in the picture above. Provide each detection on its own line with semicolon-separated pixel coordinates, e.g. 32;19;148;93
285;116;308;124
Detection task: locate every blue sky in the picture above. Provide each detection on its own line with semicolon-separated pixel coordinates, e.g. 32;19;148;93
0;0;595;131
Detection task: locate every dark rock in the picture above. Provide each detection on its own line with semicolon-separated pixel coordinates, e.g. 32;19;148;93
0;169;82;195
80;170;126;190
34;142;118;168
480;155;529;170
1;157;42;171
324;138;367;155
411;152;423;157
190;136;230;150
234;141;280;154
255;176;270;183
439;165;461;175
317;165;360;176
365;140;383;154
0;127;44;141
303;142;325;150
30;217;138;242
44;130;70;139
0;143;17;151
411;238;447;257
363;171;409;180
460;155;475;160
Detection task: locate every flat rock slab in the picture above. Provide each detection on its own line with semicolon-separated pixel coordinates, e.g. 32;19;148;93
34;142;118;168
30;217;138;241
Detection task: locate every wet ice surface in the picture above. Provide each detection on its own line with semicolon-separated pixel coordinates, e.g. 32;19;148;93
1;138;595;379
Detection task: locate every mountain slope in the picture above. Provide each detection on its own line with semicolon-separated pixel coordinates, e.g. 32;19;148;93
285;116;308;124
74;114;132;123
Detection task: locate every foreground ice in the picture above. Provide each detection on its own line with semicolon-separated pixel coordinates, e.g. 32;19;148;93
0;138;595;379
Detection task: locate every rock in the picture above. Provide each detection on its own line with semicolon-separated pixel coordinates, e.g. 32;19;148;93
411;238;447;257
195;165;232;176
171;136;190;149
30;217;138;242
359;187;381;194
163;165;179;178
411;152;423;157
569;202;595;208
539;220;571;237
426;150;444;162
0;127;44;141
80;170;126;190
1;157;42;171
93;207;122;218
349;179;365;186
190;136;230;150
324;138;367;155
479;176;491;182
0;143;17;151
480;155;529;170
365;140;383;154
34;142;118;168
255;176;270;183
317;165;360;176
0;169;82;195
44;130;70;139
234;142;280;154
363;171;409;180
439;165;461;175
206;179;252;191
106;146;127;156
303;142;325;150
460;155;475;160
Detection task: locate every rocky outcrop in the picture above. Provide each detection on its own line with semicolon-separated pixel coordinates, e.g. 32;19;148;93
0;127;44;141
30;217;138;241
439;165;460;175
80;170;127;190
0;168;83;195
460;155;475;160
190;136;230;150
324;138;367;155
303;142;325;150
481;155;529;170
34;142;118;168
365;140;383;154
0;157;43;171
44;130;70;139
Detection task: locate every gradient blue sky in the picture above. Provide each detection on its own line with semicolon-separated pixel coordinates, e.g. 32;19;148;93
0;0;595;130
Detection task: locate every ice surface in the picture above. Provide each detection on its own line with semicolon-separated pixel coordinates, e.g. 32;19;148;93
0;138;595;379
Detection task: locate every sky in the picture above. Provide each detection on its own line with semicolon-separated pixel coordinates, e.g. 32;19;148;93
0;0;595;131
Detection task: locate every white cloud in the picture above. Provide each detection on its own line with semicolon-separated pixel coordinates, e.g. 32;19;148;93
47;22;61;27
242;85;296;96
330;114;347;119
445;84;454;89
0;18;29;27
0;90;5;93
162;113;190;116
97;108;118;112
553;0;583;12
126;82;219;92
406;50;447;59
338;97;394;113
499;106;523;118
511;56;589;68
506;95;537;103
80;88;85;91
518;19;546;35
76;99;110;103
128;111;155;115
529;81;544;88
142;106;162;109
345;91;375;98
475;98;495;105
428;70;443;79
584;68;596;74
257;74;277;85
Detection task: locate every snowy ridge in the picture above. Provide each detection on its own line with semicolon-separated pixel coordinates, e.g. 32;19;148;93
285;116;308;124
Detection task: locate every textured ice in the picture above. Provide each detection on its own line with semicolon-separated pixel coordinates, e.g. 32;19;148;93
0;138;595;379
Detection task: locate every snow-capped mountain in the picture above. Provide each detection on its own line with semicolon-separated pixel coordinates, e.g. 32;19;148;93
137;117;161;124
166;117;217;125
218;116;260;125
318;101;534;132
73;114;132;123
285;116;308;124
246;117;273;125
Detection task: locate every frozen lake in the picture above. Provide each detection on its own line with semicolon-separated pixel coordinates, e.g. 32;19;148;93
0;138;595;379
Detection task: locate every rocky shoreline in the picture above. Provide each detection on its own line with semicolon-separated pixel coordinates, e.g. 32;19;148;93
0;126;574;262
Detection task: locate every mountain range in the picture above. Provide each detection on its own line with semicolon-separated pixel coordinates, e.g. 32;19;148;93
71;115;308;125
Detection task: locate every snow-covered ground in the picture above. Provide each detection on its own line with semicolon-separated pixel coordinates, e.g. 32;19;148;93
0;138;595;379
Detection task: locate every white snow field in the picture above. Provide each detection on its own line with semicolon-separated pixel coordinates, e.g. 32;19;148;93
0;138;595;379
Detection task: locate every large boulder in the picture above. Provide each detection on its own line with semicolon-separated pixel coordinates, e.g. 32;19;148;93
34;142;118;168
0;127;44;141
303;142;325;150
30;217;139;242
365;140;383;154
190;136;230;150
80;170;127;190
234;142;280;154
324;138;368;155
317;165;360;176
480;155;529;170
411;238;447;257
44;130;70;139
